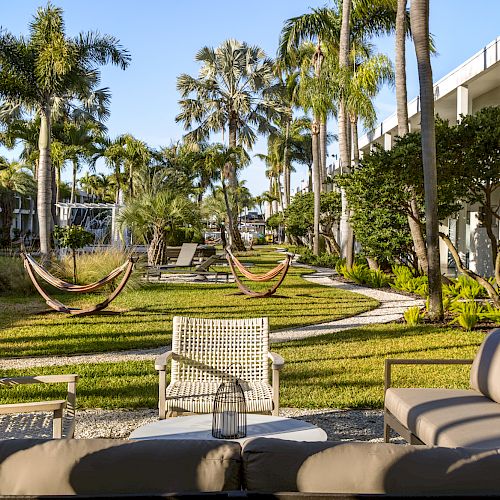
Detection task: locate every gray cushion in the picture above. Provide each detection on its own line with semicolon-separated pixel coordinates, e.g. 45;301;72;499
242;438;500;495
385;387;500;448
0;439;241;496
470;328;500;402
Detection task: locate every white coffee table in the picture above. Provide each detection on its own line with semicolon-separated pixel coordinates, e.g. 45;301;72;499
129;414;327;443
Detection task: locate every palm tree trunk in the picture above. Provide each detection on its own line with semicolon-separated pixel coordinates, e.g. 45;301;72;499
70;159;78;204
396;0;428;274
283;119;291;209
312;118;321;255
411;0;443;320
37;107;53;257
339;0;353;267
320;120;327;191
351;116;359;166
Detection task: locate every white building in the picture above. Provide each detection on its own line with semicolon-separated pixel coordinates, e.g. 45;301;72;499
358;37;500;277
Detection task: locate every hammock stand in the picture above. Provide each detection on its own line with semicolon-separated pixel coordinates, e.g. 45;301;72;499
225;250;292;298
21;252;136;316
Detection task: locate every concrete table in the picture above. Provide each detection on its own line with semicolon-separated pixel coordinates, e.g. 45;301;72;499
130;414;327;443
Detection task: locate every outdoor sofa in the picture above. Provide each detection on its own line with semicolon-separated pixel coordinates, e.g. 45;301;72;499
384;327;500;448
2;437;500;497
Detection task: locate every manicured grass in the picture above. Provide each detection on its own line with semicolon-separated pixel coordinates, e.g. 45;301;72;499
0;324;485;409
0;250;378;358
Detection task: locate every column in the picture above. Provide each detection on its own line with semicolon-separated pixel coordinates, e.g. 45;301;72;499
383;133;392;151
456;85;469;123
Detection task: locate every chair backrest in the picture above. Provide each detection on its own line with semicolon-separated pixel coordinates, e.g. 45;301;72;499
194;254;222;272
470;328;500;402
171;316;269;383
175;243;198;267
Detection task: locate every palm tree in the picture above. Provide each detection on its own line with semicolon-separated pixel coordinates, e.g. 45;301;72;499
0;159;35;245
410;0;443;320
176;39;286;250
0;4;130;256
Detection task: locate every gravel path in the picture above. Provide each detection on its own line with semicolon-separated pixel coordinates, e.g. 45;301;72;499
0;407;402;443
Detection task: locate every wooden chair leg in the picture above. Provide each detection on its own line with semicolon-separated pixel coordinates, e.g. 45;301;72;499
53;408;63;439
272;368;280;416
158;370;166;420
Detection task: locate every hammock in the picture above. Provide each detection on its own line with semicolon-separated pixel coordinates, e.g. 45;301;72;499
225;249;287;282
22;252;135;316
23;253;129;293
226;251;292;298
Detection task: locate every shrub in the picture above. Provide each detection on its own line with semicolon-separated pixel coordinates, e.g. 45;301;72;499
391;265;428;297
404;306;424;326
450;300;483;332
366;269;393;288
0;256;34;295
480;303;500;325
297;249;341;269
338;263;371;285
443;275;487;300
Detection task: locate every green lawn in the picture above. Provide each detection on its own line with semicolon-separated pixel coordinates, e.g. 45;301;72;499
0;250;378;358
0;324;485;409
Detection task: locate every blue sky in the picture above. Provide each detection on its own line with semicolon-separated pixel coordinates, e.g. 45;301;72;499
2;1;500;195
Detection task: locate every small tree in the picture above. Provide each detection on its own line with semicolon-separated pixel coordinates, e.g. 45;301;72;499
53;225;94;283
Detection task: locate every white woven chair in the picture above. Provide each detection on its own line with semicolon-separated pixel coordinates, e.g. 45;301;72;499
155;316;284;419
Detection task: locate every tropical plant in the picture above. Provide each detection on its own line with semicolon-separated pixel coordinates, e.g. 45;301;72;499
450;300;483;331
0;159;35;245
53;225;94;283
404;306;424;326
480;303;500;325
0;4;130;255
176;39;286;250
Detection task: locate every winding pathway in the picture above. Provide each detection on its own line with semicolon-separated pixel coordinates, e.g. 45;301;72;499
0;266;422;369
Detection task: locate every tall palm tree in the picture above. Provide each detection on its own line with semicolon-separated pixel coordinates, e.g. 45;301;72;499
410;0;443;320
0;4;130;256
176;39;286;250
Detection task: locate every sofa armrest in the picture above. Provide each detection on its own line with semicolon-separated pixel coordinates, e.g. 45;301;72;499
268;352;285;371
155;351;173;371
384;358;473;392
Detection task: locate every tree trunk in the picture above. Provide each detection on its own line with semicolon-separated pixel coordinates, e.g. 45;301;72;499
351;115;359;167
72;248;77;284
37;107;53;257
70;159;78;204
396;0;428;274
411;0;443;320
319;120;327;191
283;120;291;209
311;118;321;255
339;0;354;268
148;225;166;266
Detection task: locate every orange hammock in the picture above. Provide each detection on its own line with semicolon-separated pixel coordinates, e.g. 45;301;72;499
21;252;135;316
226;251;292;298
23;253;129;293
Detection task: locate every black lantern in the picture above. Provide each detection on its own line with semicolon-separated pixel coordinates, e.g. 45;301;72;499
212;372;247;439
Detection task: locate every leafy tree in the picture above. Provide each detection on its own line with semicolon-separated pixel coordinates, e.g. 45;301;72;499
53;224;94;283
0;4;130;256
457;107;500;268
0;159;35;245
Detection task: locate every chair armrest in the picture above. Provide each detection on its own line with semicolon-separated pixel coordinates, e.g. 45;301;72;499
268;352;285;371
155;351;173;371
0;374;78;386
0;400;66;415
384;358;473;392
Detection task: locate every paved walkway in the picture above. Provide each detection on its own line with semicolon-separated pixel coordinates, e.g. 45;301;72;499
0;266;422;369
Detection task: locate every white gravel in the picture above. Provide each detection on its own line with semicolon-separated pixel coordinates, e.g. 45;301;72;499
0;407;402;443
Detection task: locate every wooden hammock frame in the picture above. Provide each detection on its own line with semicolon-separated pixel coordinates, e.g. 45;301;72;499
21;253;136;316
225;250;292;298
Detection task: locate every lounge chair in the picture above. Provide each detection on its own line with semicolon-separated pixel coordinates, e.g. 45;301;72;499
145;243;198;280
155;316;284;419
0;374;78;438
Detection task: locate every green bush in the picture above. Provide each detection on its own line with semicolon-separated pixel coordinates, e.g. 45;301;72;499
480;303;500;325
391;265;428;297
366;269;393;288
450;300;483;332
0;256;34;295
404;306;424;326
297;249;341;269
